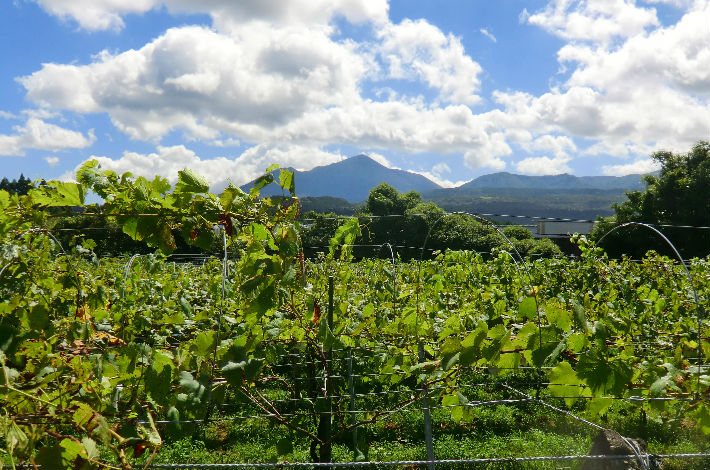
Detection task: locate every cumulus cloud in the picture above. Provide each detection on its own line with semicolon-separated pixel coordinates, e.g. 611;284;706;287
44;155;60;166
516;155;571;175
377;19;483;105
602;158;661;175
20;25;369;141
71;144;345;190
30;0;389;31
410;161;468;188
0;117;95;156
19;20;507;170
495;1;710;160
366;152;395;168
525;0;660;43
19;0;710;178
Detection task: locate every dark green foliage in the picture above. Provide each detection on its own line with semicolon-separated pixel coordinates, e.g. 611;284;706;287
365;183;422;216
502;225;534;241
305;184;563;259
592;141;710;259
0;174;34;195
299;196;359;215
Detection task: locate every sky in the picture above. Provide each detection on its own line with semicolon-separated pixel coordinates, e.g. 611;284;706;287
0;0;708;190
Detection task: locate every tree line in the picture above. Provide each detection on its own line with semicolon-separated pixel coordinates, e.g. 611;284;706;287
300;183;562;259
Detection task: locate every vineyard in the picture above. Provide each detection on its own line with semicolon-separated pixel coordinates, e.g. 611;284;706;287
1;163;709;469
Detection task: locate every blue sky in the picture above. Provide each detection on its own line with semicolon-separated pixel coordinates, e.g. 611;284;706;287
1;0;707;189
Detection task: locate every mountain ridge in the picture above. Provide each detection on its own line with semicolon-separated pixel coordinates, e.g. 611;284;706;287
241;154;442;201
242;154;647;202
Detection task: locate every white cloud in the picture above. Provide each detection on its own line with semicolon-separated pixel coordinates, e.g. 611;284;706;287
494;2;710;160
71;144;345;190
642;0;696;7
519;8;531;23
377;19;483;105
432;162;451;175
366;152;395;168
30;0;389;31
209;138;241;148
44;155;60;166
0;117;95;156
562;3;710;97
602;158;661;175
522;134;577;158
0;110;18;119
20;0;710;179
411;162;468;189
409;169;466;188
21;25;369;141
516;155;571;175
526;0;660;43
479;28;497;43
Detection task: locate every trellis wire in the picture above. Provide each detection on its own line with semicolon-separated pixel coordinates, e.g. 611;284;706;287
141;453;710;469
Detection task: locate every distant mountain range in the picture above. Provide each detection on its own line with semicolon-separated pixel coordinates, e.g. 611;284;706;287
244;154;646;199
242;154;648;219
242;154;439;202
460;171;646;191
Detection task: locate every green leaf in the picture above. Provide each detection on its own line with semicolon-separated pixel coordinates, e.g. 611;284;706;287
317;316;337;350
278;169;296;195
178;371;206;402
82;436;100;461
252;173;275;192
223;358;263;386
572;301;588;332
576;349;633;396
193;331;216;357
56;182;85;206
176;169;209;193
440;338;461;370
73;403;94;428
545;305;572;332
567;332;587;353
588;397;613;416
548;361;589;406
146;361;172;400
219;183;248;210
34;445;65;469
696;404;710;435
518;297;537;320
650;374;672;397
138;413;162;447
6;420;28;455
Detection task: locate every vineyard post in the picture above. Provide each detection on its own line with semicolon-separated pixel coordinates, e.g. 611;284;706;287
347;348;358;460
418;342;436;470
317;275;335;464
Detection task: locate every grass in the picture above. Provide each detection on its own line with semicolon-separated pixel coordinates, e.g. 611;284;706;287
146;385;709;469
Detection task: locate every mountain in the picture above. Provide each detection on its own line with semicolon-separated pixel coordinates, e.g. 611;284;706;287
240;156;648;219
461;172;646;191
420;187;628;221
241;154;441;202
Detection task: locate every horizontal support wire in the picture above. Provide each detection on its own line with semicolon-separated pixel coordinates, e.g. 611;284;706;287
138;453;710;468
14;454;710;470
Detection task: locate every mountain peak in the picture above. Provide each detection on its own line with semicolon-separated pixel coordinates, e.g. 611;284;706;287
241;154;440;201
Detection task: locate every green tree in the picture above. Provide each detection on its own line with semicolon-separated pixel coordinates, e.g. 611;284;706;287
365;183;421;216
592;141;710;258
0;174;33;195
